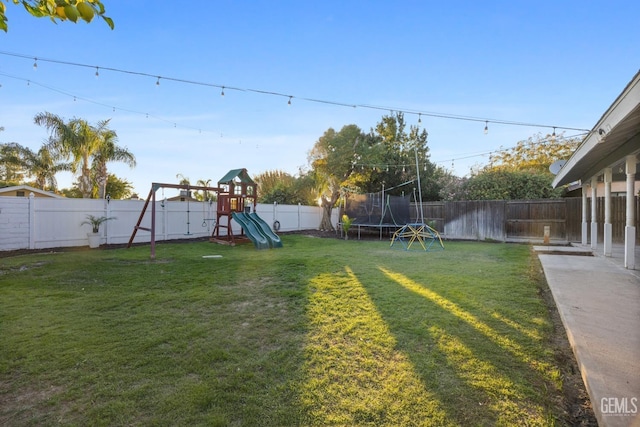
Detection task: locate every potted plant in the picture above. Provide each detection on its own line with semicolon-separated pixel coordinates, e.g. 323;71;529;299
341;214;353;240
81;214;115;248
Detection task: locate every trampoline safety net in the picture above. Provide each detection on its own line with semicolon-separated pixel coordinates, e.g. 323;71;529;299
344;192;411;226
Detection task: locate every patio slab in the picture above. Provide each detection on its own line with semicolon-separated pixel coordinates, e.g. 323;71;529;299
537;253;640;427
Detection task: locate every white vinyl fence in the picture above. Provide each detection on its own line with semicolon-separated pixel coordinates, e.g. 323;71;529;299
0;195;337;251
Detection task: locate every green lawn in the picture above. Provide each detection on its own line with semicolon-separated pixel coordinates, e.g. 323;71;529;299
1;235;572;426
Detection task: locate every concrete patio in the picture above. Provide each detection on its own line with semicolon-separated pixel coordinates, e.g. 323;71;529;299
536;243;640;427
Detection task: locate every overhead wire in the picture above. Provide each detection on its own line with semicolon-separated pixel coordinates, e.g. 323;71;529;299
0;50;593;169
0;50;591;133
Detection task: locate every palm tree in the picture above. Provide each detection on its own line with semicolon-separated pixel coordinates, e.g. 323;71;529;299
29;146;68;191
34;112;133;198
0;142;27;183
91;129;136;199
195;178;215;202
176;173;190;186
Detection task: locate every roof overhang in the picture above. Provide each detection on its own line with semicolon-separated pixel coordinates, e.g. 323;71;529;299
553;70;640;187
0;184;64;198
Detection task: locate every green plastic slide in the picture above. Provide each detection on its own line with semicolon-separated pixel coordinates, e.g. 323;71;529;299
248;212;283;248
231;212;270;249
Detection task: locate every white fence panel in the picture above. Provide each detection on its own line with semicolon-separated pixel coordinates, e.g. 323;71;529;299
34;198;104;249
0;196;31;250
0;197;338;252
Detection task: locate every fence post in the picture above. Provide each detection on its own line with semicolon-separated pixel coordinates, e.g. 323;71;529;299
105;198;111;245
29;192;36;249
162;199;168;241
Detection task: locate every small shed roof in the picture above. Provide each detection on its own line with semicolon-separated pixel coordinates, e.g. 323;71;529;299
217;168;255;185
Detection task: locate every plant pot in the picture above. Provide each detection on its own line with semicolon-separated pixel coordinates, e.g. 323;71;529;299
87;232;101;248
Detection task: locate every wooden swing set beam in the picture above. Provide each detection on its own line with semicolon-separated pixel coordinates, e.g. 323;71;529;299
127;182;220;259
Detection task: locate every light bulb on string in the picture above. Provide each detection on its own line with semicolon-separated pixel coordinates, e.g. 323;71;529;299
551;127;556;142
221;86;225;96
288;96;292;106
156;76;160;86
484;121;489;135
33;58;37;70
95;67;100;78
402;165;406;173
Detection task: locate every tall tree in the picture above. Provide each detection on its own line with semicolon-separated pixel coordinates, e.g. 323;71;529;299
485;132;580;173
461;170;565;200
308;124;369;231
0;142;27;184
254;169;303;205
91;127;136;199
362;112;438;200
34;112;123;198
22;144;69;191
0;0;113;32
104;173;133;200
451;132;582;200
195;178;216;202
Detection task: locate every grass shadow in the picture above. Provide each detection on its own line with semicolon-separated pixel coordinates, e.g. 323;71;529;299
348;250;562;425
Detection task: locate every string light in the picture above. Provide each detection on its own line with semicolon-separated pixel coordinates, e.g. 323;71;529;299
551;127;556;142
33;58;37;70
1;50;590;135
484;121;489;135
0;71;228;137
95;67;99;78
221;86;225;96
1;53;593;151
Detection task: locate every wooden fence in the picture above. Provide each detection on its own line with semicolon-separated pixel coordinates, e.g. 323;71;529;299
413;197;640;244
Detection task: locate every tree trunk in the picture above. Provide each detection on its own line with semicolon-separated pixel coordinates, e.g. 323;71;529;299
79;173;92;198
319;202;334;231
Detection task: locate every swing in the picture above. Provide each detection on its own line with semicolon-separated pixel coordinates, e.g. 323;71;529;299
202;199;216;228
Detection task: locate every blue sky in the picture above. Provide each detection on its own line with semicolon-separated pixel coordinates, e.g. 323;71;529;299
1;1;638;197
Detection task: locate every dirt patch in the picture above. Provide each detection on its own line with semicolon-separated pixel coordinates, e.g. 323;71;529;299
0;260;48;274
531;254;598;426
0;381;68;425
